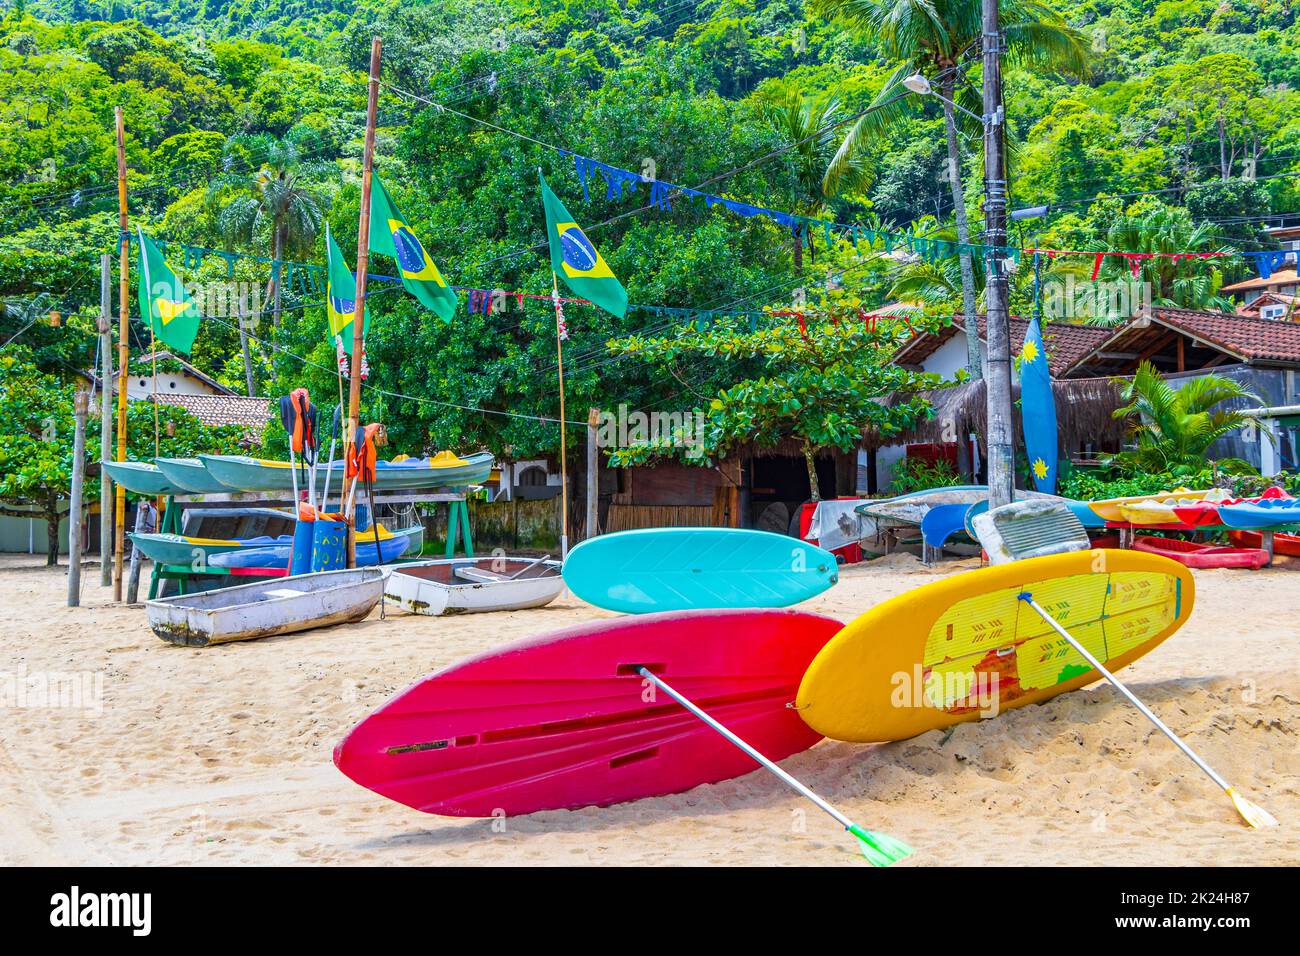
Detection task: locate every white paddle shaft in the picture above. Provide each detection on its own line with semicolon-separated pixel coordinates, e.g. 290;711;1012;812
637;667;855;833
1018;594;1232;793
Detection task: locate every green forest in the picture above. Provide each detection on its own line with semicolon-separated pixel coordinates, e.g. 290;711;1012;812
2;0;1297;472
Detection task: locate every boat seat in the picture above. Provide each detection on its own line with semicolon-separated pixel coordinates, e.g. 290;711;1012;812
455;567;509;584
972;500;1091;565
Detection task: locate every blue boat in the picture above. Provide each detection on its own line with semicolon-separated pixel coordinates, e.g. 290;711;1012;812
561;527;838;614
1219;498;1300;530
209;524;423;569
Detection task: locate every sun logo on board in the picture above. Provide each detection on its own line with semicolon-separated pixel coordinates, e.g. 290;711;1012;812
1021;338;1040;364
1032;457;1049;480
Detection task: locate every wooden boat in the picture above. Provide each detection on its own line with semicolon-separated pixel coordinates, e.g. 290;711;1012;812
100;459;186;496
197;450;493;493
1132;536;1268;570
178;507;296;540
385;556;563;615
146;568;385;646
1087;489;1210;523
154;457;233;494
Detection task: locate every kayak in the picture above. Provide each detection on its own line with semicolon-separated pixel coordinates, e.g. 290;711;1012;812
154;457;233;495
208;523;424;569
197;450;493;493
1088;489;1211;523
100;460;186;496
1171;487;1291;527
1219;497;1300;530
128;531;294;566
1131;536;1269;570
1228;529;1300;557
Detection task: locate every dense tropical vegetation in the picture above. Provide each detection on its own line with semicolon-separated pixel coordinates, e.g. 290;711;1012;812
2;0;1298;494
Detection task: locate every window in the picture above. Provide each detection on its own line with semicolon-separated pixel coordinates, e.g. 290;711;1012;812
1260;304;1286;320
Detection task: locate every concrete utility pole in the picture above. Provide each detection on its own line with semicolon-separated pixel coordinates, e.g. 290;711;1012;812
981;0;1015;508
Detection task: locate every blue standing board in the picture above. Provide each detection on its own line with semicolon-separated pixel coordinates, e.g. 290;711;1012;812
562;527;839;614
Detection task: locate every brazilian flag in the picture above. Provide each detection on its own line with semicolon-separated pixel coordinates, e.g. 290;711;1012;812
369;172;457;323
540;171;628;318
136;229;200;354
1019;314;1059;494
325;223;369;356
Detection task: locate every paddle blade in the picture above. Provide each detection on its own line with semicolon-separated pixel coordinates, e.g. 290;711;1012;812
1227;788;1278;829
847;824;913;867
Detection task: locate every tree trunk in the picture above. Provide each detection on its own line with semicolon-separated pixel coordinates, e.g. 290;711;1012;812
45;491;60;567
792;225;804;274
941;74;982;379
239;324;256;397
803;441;821;503
271;225;284;327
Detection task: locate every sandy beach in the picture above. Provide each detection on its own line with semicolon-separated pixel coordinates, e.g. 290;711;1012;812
0;551;1294;867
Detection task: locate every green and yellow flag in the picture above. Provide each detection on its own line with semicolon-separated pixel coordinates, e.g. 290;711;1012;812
136;229;200;354
325;223;369;356
540;171;628;319
368;172;457;323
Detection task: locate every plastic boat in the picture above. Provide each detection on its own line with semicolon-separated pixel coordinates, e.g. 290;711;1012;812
1087;489;1211;523
1228;529;1300;557
1218;497;1300;530
208;524;424;569
197;451;493;493
1131;536;1268;569
100;460;186;496
146;568;384;646
384;556;564;615
154;457;233;494
128;531;294;566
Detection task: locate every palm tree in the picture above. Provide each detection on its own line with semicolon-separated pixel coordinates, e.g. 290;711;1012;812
1106;361;1262;475
1050;205;1236;325
762;91;871;273
813;0;1087;376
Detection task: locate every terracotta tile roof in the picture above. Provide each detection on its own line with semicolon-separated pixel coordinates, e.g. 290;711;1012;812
1220;268;1298;294
150;393;273;435
892;315;1112;376
1148;308;1300;364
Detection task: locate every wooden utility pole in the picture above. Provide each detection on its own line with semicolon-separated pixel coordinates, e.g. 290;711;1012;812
585;407;599;540
981;0;1014;509
345;36;382;568
113;106;130;600
67;390;89;607
98;253;114;586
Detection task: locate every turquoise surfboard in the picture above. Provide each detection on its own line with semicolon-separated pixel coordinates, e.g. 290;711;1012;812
562;528;839;614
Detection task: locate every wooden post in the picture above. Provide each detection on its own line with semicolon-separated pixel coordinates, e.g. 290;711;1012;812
126;499;155;604
585;407;599;541
98;253;114;586
67;390;89;607
113;106;130;601
345;36;382;569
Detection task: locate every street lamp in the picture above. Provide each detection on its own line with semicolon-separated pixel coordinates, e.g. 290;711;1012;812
902;73;1002;126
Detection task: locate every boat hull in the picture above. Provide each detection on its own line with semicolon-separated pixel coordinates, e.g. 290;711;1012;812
154;457;232;494
197;452;493;493
385;558;563;615
100;460;184;496
146;568;384;646
128;532;293;566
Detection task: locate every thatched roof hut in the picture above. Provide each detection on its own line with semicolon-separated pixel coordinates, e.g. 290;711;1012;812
866;377;1127;454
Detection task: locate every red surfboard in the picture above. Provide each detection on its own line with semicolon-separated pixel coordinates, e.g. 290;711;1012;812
333;609;842;817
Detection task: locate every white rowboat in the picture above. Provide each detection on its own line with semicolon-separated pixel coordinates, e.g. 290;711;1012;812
384;556;563;616
146;568;384;646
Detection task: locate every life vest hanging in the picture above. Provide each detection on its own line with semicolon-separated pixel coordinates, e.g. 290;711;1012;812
346;423;381;485
289;387;316;456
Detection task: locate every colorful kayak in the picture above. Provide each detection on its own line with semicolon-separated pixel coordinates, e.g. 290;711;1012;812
1228;529;1300;557
154;457;233;495
795;549;1193;742
197;451;493;493
208;523;423;569
333;609;842;816
128;531;294;567
1218;496;1300;530
562;528;838;614
1087;489;1210;523
1131;536;1268;570
99;459;185;496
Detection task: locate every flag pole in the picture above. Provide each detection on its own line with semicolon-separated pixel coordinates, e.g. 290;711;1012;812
112;106;130;602
345;35;381;568
551;270;569;560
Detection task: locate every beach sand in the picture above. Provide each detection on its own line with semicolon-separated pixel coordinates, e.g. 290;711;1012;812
0;551;1294;866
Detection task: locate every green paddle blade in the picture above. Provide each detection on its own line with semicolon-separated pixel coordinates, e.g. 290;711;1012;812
847;824;913;867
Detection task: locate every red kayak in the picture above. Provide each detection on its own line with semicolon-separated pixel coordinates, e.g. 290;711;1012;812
1172;486;1292;527
334;608;842;817
1228;529;1300;558
1132;536;1268;569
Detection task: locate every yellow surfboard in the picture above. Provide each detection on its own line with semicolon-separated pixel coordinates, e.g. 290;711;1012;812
795;550;1194;742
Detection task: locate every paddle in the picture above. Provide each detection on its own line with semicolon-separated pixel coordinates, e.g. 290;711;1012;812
637;667;913;866
319;404;342;511
277;395;301;505
1017;592;1278;829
